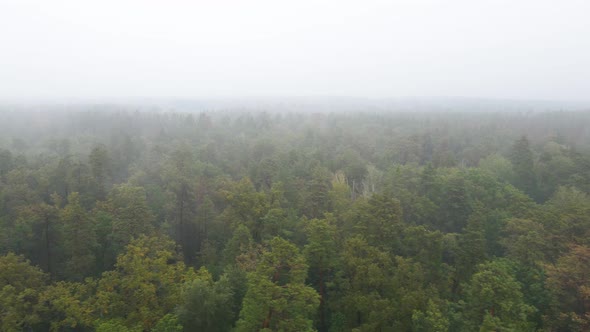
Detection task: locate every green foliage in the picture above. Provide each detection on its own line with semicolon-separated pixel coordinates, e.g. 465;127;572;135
334;236;396;331
363;193;404;252
459;259;536;331
93;183;156;269
177;273;234;332
543;186;590;252
479;153;514;183
304;215;338;331
60;192;97;280
456;207;488;280
304;165;333;219
545;245;590;331
161;147;201;263
105;183;155;245
221;177;269;241
89;144;112;199
236;237;320;332
1;109;590;331
509;136;537;199
223;224;254;267
412;299;450;332
95;318;138;332
40;280;95;331
0;253;47;332
501;218;547;266
94;235;196;331
153;314;183;332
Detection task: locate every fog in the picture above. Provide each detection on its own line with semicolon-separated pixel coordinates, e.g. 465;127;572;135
1;0;589;102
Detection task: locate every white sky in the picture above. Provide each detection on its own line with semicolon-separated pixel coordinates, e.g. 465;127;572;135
1;0;589;101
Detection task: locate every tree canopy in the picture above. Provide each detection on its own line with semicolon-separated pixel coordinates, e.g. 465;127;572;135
1;107;589;331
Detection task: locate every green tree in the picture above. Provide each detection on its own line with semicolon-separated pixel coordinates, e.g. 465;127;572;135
40;280;95;331
95;319;137;332
9;197;61;274
460;260;535;332
363;193;404;252
223;224;254;267
94;235;196;331
89;144;112;199
419;163;438;197
501;218;547;266
337;149;367;198
96;183;156;268
304;166;332;218
220;177;269;241
60;192;97;280
106;184;155;243
0;253;47;332
177;271;234;332
162;147;200;263
236;237;319;332
333;236;397;331
509;136;537;198
303;215;338;332
545;245;590;331
478;153;514;184
401;226;448;291
543;186;590;255
456;207;488;282
0;148;13;177
412;299;450;332
440;174;472;233
153;314;183;332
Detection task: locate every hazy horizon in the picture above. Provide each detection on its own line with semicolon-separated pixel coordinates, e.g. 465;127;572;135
2;0;589;101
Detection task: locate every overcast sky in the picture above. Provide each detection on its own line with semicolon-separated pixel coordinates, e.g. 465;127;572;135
1;0;589;101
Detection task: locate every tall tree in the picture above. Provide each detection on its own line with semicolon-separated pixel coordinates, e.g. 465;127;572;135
333;236;396;331
0;148;13;178
236;237;319;332
176;271;234;332
363;193;404;252
459;259;535;331
304;215;338;332
220;177;269;241
60;192;97;280
509;136;537;198
103;184;155;253
545;245;590;331
94;235;196;331
441;174;472;233
89;144;112;200
13;198;61;275
0;253;47;332
40;280;95;331
162;148;200;263
412;299;450;332
455;207;488;283
304;165;332;218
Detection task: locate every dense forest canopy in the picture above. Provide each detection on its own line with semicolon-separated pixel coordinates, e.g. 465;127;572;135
1;106;590;331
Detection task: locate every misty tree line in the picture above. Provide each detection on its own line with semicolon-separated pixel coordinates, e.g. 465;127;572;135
1;108;590;331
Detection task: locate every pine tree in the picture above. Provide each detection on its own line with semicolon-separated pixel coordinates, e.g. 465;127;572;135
60;192;97;280
236;237;319;332
509;136;537;198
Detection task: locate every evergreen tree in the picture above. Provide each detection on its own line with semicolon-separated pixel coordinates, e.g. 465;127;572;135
509;136;537;198
460;260;535;331
0;253;47;332
60;192;97;280
236;237;319;332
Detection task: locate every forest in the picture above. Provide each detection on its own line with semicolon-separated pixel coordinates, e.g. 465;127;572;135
1;106;590;332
